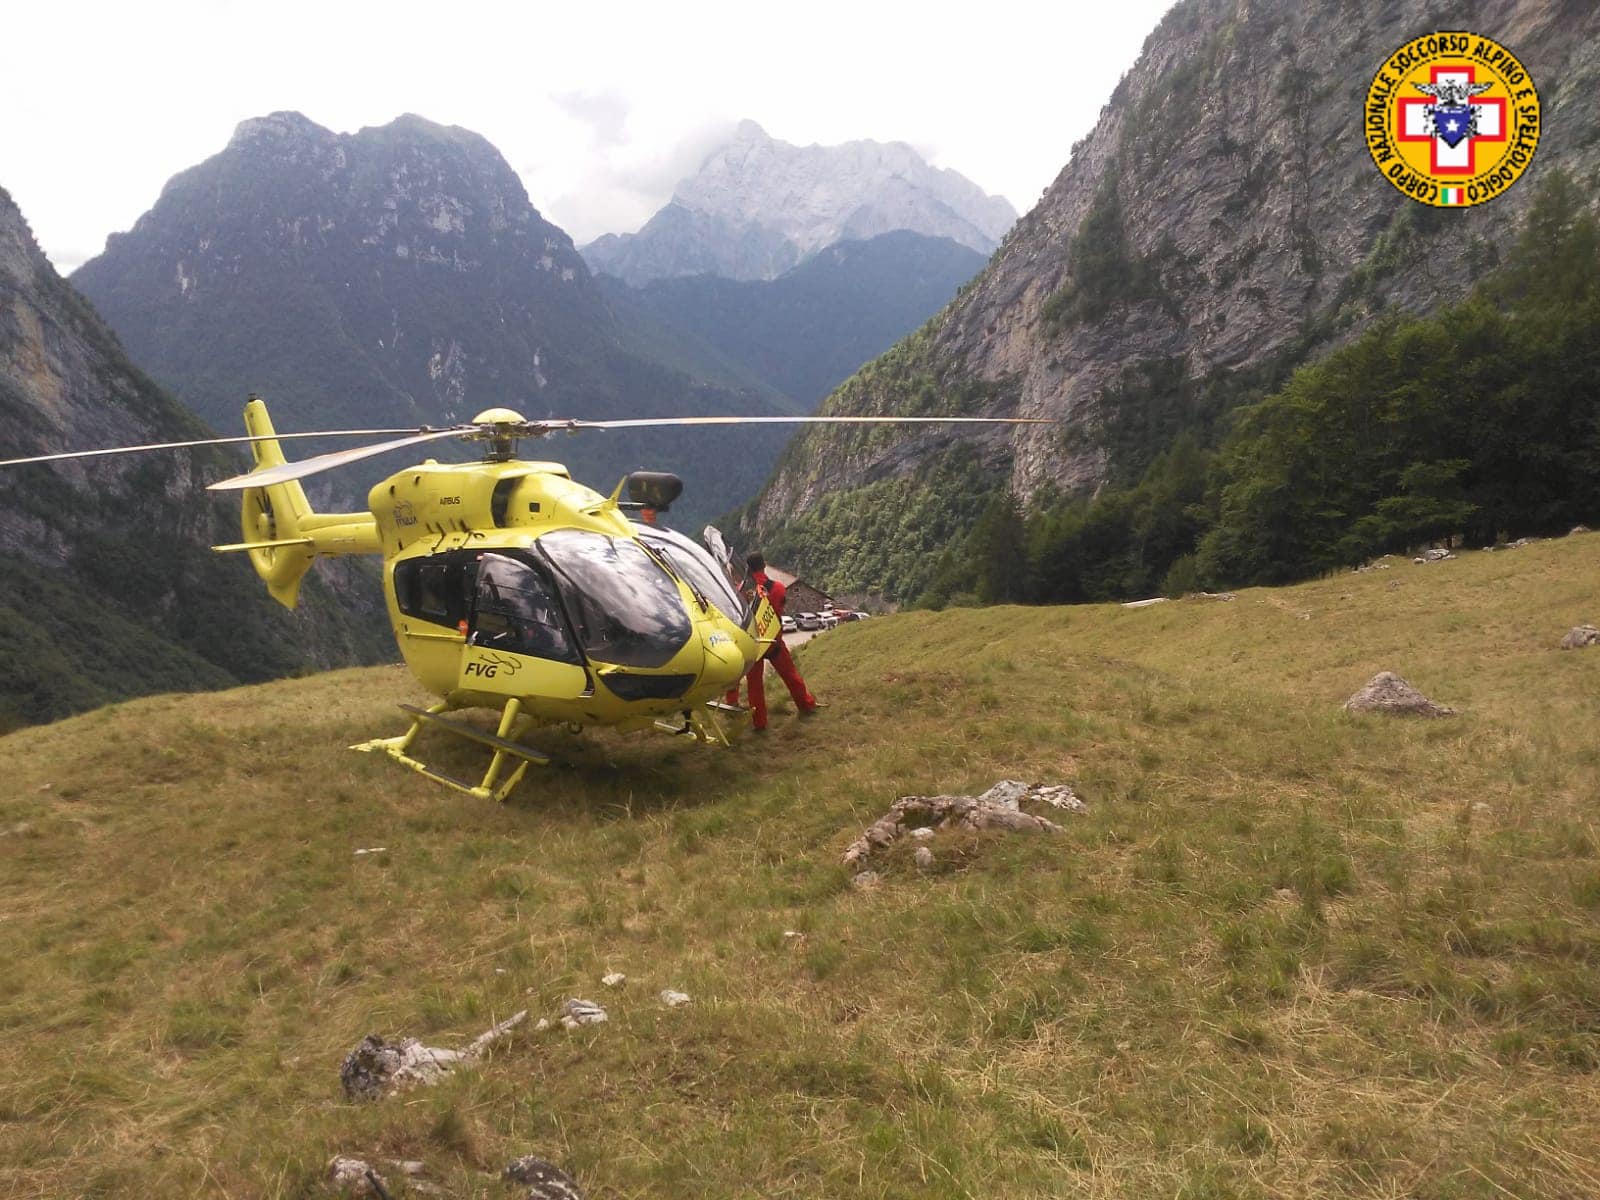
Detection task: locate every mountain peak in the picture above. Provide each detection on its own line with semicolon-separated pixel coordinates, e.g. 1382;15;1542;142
227;110;333;151
369;112;495;152
584;125;1016;286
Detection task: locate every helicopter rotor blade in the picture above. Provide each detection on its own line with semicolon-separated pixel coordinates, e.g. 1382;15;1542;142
7;412;1054;487
0;426;431;471
202;414;1054;489
206;429;467;491
579;415;1055;430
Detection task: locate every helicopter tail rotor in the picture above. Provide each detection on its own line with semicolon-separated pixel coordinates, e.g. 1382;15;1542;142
237;399;318;606
211;398;381;608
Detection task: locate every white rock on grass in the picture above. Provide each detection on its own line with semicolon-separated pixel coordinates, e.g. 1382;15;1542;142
659;989;691;1008
1559;625;1600;650
505;1154;586;1199
327;1156;385;1196
976;780;1031;810
339;1010;527;1100
1343;672;1457;718
1030;784;1088;814
601;972;627;988
975;780;1087;814
843;781;1083;873
560;999;607;1029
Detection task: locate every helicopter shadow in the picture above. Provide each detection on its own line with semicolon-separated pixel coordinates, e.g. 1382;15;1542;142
399;710;767;823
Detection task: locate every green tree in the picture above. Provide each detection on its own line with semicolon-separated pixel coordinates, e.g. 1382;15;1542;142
973;490;1028;603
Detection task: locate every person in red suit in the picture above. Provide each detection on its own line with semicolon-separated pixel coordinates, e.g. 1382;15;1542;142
727;552;819;731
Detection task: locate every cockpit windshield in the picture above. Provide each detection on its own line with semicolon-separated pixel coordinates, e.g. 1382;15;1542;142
636;526;744;625
536;529;692;668
472;553;580;664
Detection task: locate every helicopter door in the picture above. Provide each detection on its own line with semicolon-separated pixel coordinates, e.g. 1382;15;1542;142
461;553;589;700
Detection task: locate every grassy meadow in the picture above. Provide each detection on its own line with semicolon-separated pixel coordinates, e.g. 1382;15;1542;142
2;537;1599;1198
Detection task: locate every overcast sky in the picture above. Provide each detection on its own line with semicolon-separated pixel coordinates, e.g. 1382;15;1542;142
2;0;1174;273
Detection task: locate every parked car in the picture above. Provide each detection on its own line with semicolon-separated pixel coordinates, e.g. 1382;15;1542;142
781;615;796;634
796;611;822;631
818;611;839;629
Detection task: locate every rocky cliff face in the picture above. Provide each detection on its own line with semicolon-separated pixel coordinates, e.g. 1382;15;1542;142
743;0;1600;580
71;112;791;523
582;120;1017;285
0;185;390;726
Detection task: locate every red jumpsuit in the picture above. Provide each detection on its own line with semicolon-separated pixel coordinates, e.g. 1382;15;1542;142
726;571;817;729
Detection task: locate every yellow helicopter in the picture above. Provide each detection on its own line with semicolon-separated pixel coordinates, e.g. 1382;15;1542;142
4;398;1049;800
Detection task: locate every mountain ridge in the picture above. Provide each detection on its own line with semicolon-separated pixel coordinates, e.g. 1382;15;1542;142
70;111;797;525
613;230;987;407
582;119;1016;285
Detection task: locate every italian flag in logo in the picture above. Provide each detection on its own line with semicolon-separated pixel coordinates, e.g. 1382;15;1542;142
1439;186;1466;205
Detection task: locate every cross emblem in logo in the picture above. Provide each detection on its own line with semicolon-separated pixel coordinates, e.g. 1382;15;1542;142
1397;64;1507;175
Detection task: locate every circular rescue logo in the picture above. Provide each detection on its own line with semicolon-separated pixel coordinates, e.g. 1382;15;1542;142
1365;32;1540;208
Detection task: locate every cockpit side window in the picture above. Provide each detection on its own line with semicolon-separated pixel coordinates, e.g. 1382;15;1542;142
394;553;475;629
471;553;581;664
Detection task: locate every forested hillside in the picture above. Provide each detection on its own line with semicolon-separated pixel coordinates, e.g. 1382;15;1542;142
919;174;1600;606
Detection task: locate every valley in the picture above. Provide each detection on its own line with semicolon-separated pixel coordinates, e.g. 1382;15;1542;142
2;3;1598;1195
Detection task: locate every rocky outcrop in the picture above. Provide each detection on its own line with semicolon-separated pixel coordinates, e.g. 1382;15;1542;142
505;1155;586;1200
743;0;1600;579
582;120;1016;285
1559;624;1600;650
339;1009;526;1100
842;780;1085;872
1344;672;1457;717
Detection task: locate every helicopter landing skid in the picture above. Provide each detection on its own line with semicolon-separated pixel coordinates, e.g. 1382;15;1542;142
350;699;548;802
652;708;731;746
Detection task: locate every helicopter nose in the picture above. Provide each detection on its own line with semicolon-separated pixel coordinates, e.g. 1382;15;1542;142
700;630;747;693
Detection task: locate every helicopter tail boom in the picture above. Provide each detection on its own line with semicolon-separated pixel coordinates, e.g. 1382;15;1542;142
217;398;380;608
